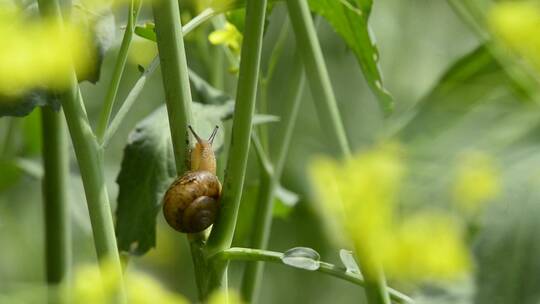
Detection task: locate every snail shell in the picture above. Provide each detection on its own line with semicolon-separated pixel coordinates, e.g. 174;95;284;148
162;126;221;233
163;171;221;233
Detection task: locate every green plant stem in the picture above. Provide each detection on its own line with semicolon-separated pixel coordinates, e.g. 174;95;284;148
258;18;290;151
37;0;126;302
286;0;351;157
41;107;70;303
96;0;141;143
101;10;216;147
152;0;211;298
241;51;305;302
152;0;193;173
219;248;413;304
286;1;391;303
204;0;268;289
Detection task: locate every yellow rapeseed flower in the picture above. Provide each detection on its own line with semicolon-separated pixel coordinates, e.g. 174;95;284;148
0;10;92;96
208;22;243;54
71;259;188;304
207;289;244;304
453;151;500;215
488;1;540;72
310;143;470;282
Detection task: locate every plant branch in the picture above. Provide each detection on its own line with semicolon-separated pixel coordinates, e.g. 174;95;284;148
220;248;413;304
286;0;351;157
36;1;126;302
41;107;70;303
96;0;141;143
241;50;305;302
204;0;269;289
286;1;392;303
102;9;216;147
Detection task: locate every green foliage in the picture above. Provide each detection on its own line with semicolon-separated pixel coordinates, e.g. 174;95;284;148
0;90;60;117
308;0;393;113
115;102;232;255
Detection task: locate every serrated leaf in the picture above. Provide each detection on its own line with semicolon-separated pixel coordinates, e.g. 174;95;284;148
308;0;393;113
0;90;60;117
398;45;517;142
273;185;299;218
115;102;234;255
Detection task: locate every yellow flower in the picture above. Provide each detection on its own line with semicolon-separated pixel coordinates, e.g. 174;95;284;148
0;10;92;96
488;1;540;72
310;143;470;282
71;258;188;304
208;22;243;54
207;289;244;304
453;151;500;215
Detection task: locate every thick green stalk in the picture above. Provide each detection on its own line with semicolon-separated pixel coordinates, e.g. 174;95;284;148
286;0;351;157
37;0;126;301
204;0;268;283
41;107;70;303
152;0;210;298
152;0;193;172
287;0;390;303
220;248;413;304
96;0;141;142
241;51;306;302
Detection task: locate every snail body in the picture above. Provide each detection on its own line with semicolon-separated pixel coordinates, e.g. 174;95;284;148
163;126;221;233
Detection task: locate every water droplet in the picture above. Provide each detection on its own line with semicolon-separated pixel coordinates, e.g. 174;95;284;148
375;80;383;89
281;247;321;271
372;52;379;62
339;249;361;274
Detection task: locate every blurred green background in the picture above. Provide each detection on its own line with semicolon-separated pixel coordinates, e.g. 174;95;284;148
2;0;540;303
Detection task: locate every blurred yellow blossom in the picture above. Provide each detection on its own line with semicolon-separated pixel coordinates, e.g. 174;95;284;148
488;1;540;72
453;151;500;215
209;22;243;54
0;10;92;96
207;289;244;304
129;37;158;67
71;259;188;304
310;143;470;282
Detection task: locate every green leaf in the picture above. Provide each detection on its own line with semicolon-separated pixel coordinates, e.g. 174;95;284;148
474;189;540;304
308;0;393;113
398;45;516;142
115;102;234;255
273;185;299;218
0;90;60;117
134;22;157;42
115;106;175;255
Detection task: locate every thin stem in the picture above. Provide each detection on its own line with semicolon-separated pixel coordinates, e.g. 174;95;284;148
37;0;126;301
102;57;159;147
152;0;193;173
220;248;413;304
286;1;390;303
204;0;269;283
258;18;290;151
41;107;70;303
241;51;305;302
102;10;216;147
96;0;141;143
286;0;351;157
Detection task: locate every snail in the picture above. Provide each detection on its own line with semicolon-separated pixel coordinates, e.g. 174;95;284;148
163;125;221;233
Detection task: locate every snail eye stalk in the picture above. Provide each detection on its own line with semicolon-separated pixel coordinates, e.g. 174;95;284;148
208;125;219;144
